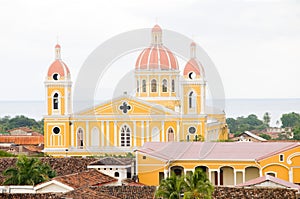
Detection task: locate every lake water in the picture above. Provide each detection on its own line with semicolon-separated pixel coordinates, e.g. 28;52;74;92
0;99;300;126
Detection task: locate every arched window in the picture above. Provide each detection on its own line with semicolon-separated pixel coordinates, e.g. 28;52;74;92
171;79;175;92
137;80;139;92
168;127;174;142
114;172;120;177
120;125;131;147
142;79;146;92
77;128;84;148
187;135;190;142
189;91;196;109
151;79;157;92
53;93;59;110
162;79;167;92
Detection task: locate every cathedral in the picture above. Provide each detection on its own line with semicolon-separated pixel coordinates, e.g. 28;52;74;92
43;25;228;156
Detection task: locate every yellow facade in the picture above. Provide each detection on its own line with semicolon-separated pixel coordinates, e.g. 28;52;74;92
136;143;300;186
43;26;228;157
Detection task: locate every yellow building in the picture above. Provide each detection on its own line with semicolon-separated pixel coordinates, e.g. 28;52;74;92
136;142;300;186
43;25;228;156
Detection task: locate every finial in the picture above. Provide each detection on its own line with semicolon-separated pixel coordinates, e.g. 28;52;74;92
190;41;196;58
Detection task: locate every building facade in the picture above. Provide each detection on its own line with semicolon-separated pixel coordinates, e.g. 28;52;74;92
43;25;228;156
136;142;300;186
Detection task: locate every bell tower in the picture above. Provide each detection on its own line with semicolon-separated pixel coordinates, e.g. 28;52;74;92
43;44;72;151
182;42;206;115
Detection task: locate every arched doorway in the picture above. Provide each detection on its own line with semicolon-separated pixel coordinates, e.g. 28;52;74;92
77;128;84;149
167;127;174;142
245;166;260;182
171;166;184;176
195;166;209;177
220;166;234;186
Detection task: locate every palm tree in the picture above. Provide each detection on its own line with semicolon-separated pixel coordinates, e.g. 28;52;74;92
155;172;185;199
3;155;56;185
183;169;214;199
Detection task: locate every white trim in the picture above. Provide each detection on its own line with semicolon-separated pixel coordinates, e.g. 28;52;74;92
86;121;89;146
287;152;300;164
106;121;110;147
146;121;149;142
134;121;137;147
161;121;164;142
141;121;144;146
101;121;104;147
34;180;74;192
114;121;117;146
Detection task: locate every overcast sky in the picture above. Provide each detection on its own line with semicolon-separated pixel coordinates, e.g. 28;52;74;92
0;0;300;101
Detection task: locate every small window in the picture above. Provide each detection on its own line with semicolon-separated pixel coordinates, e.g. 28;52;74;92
52;127;60;134
143;156;146;159
188;127;196;134
142;79;146;92
187;135;190;142
104;168;106;170
171;79;175;92
52;73;60;80
266;172;276;177
114;172;119;177
53;93;59;110
162;79;167;92
137;80;139;92
279;154;284;162
110;168;112;170
151;79;157;92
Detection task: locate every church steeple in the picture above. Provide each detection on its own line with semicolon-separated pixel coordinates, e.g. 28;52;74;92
55;44;61;60
151;24;162;45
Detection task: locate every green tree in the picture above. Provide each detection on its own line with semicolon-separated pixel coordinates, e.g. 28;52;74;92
155;172;185;199
281;112;300;128
263;112;271;127
183;169;214;199
292;127;300;140
3;155;56;185
259;134;271;140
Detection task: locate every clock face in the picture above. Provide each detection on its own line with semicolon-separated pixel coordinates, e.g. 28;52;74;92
53;73;60;80
188;71;196;80
189;126;196;134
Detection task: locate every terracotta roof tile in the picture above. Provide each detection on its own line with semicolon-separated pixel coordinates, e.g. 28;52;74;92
53;169;117;189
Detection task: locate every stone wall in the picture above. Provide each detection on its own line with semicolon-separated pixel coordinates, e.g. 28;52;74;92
212;187;297;199
0;157;96;184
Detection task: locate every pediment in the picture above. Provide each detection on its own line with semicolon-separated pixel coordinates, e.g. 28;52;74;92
75;95;177;116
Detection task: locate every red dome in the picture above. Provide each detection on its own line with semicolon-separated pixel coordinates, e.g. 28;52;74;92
55;44;61;48
47;60;70;78
183;58;203;76
135;45;178;70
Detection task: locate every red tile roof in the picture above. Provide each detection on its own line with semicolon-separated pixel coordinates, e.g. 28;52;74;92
137;142;300;161
0;136;44;145
53;169;117;189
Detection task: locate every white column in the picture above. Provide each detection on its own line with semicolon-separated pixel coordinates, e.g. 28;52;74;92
217;170;220;186
86;121;89;147
161;121;165;142
176;121;180;142
141;121;144;146
133;121;137;147
71;121;74;147
169;75;171;97
101;121;104;147
200;84;205;114
242;170;245;183
234;170;237;185
289;169;293;182
146;121;150;142
114;121;117;147
106;121;110;147
208;169;212;183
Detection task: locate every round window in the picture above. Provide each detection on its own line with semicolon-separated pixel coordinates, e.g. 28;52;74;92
53;127;61;134
188;71;196;80
188;126;196;134
52;73;60;80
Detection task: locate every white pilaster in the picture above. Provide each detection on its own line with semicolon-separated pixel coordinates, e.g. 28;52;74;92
289;169;293;182
201;84;205;114
86;121;89;147
71;121;74;147
234;170;236;185
106;121;110;147
101;121;104;147
242;170;245;183
208;169;212;183
217;171;220;186
161;121;165;142
134;121;137;147
141;121;144;146
146;121;149;142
